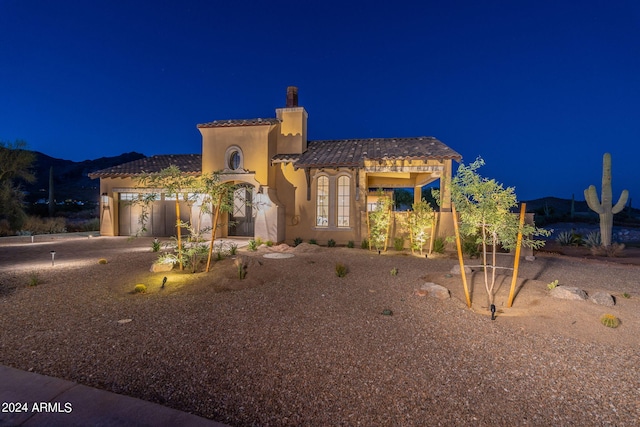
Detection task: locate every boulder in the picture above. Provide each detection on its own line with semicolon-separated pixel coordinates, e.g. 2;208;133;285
590;291;615;306
450;264;472;275
549;286;587;301
150;262;174;273
418;282;450;299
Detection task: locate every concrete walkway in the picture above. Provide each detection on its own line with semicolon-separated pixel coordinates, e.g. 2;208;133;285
0;365;228;427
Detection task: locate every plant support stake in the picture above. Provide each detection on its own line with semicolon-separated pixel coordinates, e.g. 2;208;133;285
452;204;472;308
507;203;526;308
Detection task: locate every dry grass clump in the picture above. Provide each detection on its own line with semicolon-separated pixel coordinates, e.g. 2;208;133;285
590;243;625;257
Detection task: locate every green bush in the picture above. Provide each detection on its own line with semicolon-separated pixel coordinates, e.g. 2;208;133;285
293;237;303;247
432;237;445;254
335;263;348;277
393;237;405;251
98;258;108;264
309;239;317;245
347;240;354;248
327;238;336;247
247;240;258;251
28;272;41;287
360;239;369;249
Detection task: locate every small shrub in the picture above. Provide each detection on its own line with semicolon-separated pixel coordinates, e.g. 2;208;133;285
265;240;274;247
432;237;445;254
309;239;318;245
590;242;625;257
335;262;348;277
393;237;405;251
255;237;264;246
293;237;303;247
600;314;620;328
151;238;161;252
547;279;559;290
584;231;601;248
622;292;631;299
360;239;369;249
247;240;258;251
98;258;108;265
28;272;41;287
327;238;336;247
229;243;238;255
390;267;398;276
556;231;583;246
347;240;354;248
461;235;480;258
234;258;247;279
133;284;147;294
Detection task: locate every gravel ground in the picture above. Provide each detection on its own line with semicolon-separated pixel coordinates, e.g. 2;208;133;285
1;235;639;426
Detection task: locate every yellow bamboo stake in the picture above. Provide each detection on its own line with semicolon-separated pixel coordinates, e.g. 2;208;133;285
507;202;527;308
452;204;472;308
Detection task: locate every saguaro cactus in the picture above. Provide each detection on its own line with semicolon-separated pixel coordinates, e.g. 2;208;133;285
584;153;628;247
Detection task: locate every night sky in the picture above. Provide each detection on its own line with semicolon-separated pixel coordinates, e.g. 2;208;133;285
1;0;638;201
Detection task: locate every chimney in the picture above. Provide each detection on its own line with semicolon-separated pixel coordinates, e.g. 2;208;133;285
286;86;298;107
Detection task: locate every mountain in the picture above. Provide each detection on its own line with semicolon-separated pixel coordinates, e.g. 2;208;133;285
23;151;146;204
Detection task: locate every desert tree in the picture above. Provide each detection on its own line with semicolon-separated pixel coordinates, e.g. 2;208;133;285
136;165;198;270
451;157;549;307
0;140;35;231
200;172;237;272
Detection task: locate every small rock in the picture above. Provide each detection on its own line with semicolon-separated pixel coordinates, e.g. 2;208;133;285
590;291;615;306
525;255;536;261
450;265;472;275
420;282;451;299
550;286;588;301
117;319;132;324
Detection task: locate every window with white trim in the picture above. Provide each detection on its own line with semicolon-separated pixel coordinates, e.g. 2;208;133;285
337;176;350;227
316;176;329;227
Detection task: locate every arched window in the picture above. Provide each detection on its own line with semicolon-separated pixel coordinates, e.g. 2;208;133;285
225;146;243;171
337;175;350;227
316;176;329;227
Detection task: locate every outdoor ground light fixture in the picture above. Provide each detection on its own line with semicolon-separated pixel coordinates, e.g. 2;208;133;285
50;250;56;266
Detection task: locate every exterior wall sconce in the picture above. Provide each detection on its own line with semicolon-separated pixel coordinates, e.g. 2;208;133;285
101;193;109;208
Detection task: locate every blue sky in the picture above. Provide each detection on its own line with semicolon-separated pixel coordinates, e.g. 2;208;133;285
1;0;638;201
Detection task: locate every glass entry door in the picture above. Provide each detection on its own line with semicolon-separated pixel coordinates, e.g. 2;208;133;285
228;185;255;236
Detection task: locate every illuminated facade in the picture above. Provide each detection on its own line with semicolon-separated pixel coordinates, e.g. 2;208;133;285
90;87;462;245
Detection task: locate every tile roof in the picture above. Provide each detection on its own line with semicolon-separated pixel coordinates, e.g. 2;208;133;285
274;137;462;168
88;154;202;179
197;118;281;128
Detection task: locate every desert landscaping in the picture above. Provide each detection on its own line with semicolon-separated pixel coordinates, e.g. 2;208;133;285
1;231;639;426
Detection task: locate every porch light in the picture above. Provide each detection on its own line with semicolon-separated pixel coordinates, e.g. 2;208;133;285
101;193;109;207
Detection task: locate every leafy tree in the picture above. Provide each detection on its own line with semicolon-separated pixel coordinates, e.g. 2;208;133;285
136;165;198;270
451;158;549;306
408;200;435;256
367;192;393;252
0;140;35;230
200;172;236;272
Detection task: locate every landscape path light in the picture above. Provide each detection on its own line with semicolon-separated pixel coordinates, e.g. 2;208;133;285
50;250;56;266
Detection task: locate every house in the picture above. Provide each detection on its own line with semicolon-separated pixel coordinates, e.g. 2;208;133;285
89;87;462;246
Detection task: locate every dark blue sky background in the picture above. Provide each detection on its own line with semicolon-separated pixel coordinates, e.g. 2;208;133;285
1;0;638;201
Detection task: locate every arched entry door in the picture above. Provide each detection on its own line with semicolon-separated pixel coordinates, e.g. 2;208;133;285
228;184;255;236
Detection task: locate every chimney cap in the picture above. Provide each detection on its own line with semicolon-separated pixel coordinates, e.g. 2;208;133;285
286;86;299;107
